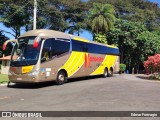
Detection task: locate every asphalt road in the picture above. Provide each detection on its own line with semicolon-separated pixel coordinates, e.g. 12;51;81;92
0;74;160;120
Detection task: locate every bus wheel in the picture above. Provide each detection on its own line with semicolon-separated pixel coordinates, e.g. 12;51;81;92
103;68;108;78
56;71;67;85
108;68;113;77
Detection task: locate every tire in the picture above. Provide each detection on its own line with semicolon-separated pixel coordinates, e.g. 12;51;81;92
103;68;108;78
108;68;113;77
56;71;67;85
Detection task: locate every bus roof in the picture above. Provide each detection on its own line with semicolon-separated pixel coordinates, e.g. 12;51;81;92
19;29;71;39
19;29;118;49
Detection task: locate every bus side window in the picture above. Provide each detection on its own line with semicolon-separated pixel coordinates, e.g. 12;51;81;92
41;39;52;63
51;39;70;57
72;40;86;52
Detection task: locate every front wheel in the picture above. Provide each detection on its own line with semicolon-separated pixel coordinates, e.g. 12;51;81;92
56;71;67;85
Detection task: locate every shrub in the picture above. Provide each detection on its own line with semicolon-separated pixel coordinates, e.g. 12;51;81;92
144;54;160;79
144;54;160;74
119;64;126;73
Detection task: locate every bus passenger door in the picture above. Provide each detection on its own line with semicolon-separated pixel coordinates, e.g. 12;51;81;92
39;39;53;81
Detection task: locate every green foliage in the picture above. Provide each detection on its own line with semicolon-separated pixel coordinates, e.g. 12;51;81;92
134;31;160;63
107;19;160;70
0;0;160;74
62;0;88;35
89;0;160;31
0;0;49;38
107;19;146;63
119;64;126;72
0;0;88;37
94;33;107;44
87;3;116;34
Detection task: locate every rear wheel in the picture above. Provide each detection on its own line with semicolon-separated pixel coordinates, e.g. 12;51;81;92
56;71;67;85
103;68;108;78
108;68;113;77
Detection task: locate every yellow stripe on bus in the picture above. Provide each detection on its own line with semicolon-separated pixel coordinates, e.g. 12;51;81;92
68;52;84;77
59;51;85;77
74;37;89;42
105;44;118;49
62;52;78;70
106;55;117;68
90;55;117;75
90;55;109;75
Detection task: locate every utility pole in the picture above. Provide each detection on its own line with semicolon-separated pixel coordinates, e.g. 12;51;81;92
33;0;37;30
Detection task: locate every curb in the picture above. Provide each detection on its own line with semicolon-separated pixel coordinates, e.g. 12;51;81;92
0;83;8;86
0;83;15;87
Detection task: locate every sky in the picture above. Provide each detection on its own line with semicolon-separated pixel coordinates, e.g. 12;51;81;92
0;0;160;41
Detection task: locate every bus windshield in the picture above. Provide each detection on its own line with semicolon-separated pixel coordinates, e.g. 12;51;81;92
10;36;42;67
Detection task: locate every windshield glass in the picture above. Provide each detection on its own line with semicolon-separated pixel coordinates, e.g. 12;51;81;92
10;36;42;67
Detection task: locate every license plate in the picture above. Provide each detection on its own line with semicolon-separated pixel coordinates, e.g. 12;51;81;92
17;78;22;80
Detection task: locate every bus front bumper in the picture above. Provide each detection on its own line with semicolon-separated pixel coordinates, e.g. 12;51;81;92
8;74;39;83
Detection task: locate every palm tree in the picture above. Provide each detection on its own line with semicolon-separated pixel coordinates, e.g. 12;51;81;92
88;3;116;34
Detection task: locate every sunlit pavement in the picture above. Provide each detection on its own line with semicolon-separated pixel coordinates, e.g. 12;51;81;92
0;74;160;120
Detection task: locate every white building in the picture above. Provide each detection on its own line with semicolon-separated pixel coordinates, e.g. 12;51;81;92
0;56;13;74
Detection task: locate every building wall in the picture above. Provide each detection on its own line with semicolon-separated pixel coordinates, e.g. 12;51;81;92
1;60;10;74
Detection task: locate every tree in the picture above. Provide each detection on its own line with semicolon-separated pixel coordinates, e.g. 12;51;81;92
0;0;88;37
88;0;160;31
110;0;160;31
133;31;160;65
0;0;51;38
94;33;107;44
61;0;88;35
0;0;29;38
107;19;160;72
107;19;146;62
87;3;116;34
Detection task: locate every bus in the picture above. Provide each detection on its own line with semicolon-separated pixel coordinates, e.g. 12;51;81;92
3;29;119;85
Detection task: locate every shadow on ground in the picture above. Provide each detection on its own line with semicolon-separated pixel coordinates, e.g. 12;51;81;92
136;75;149;80
7;75;108;89
136;74;160;81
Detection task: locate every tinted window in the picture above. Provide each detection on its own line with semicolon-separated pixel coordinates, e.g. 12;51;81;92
87;43;119;55
72;40;119;55
41;39;52;62
52;39;70;56
72;40;86;52
10;36;42;67
41;38;70;62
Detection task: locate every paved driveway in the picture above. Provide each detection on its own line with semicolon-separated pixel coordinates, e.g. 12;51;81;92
0;74;160;120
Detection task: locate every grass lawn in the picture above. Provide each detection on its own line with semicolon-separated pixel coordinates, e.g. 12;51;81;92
0;74;9;84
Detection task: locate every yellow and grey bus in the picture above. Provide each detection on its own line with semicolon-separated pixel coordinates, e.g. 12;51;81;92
3;29;119;85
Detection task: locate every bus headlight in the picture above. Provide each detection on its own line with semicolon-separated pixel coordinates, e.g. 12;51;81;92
28;69;39;76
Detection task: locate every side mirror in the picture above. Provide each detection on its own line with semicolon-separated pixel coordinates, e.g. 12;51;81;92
33;37;41;48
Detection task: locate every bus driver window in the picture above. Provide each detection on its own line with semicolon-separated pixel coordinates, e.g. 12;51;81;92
41;39;52;62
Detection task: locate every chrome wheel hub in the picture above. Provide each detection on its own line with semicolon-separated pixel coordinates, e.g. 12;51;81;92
58;74;64;81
